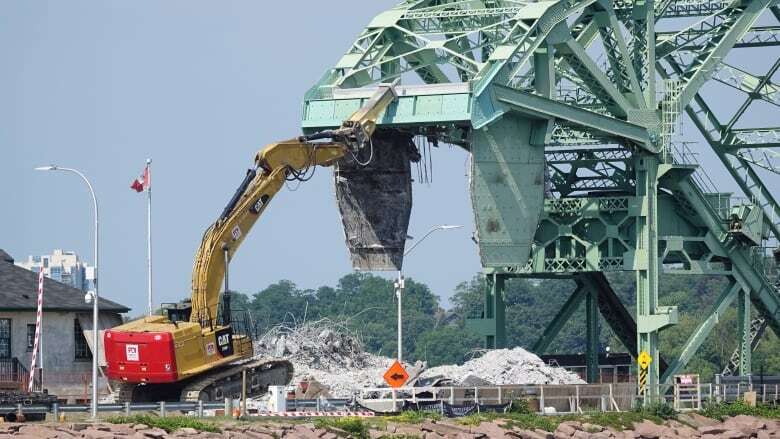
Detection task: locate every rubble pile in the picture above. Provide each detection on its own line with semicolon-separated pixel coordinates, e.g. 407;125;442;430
254;322;582;397
420;347;585;385
253;319;392;397
254;318;373;370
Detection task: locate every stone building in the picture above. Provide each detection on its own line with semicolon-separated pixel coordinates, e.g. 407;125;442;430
0;249;129;402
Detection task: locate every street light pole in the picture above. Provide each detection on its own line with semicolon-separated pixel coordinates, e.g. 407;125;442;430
35;165;100;419
394;271;404;363
395;224;463;363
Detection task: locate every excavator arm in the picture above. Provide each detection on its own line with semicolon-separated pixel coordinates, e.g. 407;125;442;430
190;82;397;323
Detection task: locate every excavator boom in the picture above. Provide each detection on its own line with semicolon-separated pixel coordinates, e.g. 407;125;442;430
104;82;397;402
191;81;397;324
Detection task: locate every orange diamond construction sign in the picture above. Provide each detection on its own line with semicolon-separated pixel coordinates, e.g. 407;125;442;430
383;360;409;388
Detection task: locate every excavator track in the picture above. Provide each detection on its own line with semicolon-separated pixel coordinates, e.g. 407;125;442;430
112;380;143;404
180;357;293;402
112;358;293;403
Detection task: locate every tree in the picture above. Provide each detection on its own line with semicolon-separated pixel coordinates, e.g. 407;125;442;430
412;326;481;367
236;270;780;377
249;280;314;331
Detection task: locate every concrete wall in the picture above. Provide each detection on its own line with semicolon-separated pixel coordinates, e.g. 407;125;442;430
0;310;119;401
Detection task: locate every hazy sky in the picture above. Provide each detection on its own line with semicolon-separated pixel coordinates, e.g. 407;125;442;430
1;1;481;315
2;2;778;316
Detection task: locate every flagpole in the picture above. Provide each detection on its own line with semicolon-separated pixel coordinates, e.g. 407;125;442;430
146;158;153;316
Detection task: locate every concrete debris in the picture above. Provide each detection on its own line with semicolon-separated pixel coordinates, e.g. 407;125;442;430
255;321;582;397
420;347;585;385
253;319;394;397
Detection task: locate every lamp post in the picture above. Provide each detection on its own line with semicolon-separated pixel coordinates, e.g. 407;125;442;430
396;224;463;363
35;165;100;419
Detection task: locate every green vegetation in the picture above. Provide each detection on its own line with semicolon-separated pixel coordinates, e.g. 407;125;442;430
508;398;532;414
643;402;677;420
498;413;563;432
455;410;664;432
699;401;780;421
455;413;491;426
575;411;662;430
236;271;780;381
385;410;442;424
240;273;481;366
314;417;370;438
106;415;220;433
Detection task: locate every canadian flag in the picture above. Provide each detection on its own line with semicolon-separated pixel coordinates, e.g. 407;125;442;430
131;165;150;192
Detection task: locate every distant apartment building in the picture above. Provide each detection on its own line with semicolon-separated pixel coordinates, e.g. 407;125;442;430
16;249;95;292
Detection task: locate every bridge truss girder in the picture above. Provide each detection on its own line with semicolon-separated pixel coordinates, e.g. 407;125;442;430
302;0;780;402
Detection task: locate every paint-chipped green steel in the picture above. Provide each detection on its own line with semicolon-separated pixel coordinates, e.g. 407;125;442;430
470;114;546;268
304;0;780;395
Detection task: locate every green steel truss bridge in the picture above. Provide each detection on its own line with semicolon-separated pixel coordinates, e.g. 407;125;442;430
301;0;780;398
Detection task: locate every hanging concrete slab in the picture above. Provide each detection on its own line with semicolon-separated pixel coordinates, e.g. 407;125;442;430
335;130;417;271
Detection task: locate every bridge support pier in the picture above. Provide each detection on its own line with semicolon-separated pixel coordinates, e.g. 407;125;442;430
636;154;661;401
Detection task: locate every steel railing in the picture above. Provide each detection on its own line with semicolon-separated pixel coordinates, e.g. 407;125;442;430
0;398;354;419
0;381;776;419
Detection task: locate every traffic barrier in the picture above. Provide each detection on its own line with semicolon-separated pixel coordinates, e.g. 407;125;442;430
251;411;374;417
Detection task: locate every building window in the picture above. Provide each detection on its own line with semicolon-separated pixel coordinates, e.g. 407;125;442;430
74;319;91;360
0;319;10;358
27;324;36;352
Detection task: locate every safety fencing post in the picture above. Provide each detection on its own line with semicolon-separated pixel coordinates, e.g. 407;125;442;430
575;385;580;413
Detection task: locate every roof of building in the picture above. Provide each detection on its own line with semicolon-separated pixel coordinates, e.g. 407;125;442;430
0;249;130;312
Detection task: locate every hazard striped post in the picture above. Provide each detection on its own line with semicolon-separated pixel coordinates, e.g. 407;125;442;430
639;369;648;396
28;269;45;392
637;351;652;401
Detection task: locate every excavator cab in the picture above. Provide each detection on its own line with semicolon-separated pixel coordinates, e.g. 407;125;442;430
215;292;254;339
161;299;193;323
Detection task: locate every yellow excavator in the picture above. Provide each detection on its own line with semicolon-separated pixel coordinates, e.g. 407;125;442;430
104;82;398;402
